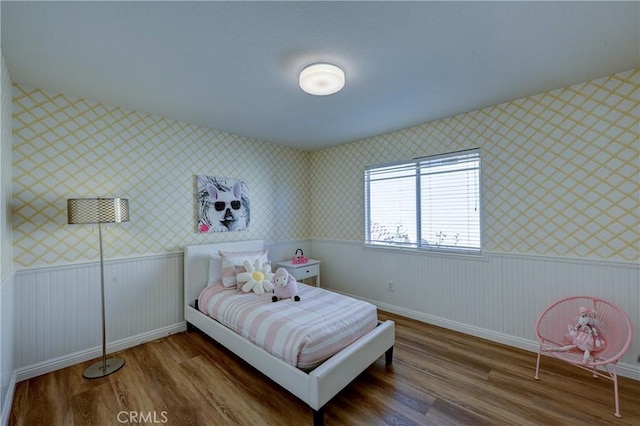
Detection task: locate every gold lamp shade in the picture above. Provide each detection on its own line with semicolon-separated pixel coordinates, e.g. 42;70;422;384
67;198;129;224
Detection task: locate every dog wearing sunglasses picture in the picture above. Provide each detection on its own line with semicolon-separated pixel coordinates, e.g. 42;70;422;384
197;176;250;233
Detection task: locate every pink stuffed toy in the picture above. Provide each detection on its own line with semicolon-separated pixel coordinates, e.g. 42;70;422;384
551;306;604;364
271;267;300;302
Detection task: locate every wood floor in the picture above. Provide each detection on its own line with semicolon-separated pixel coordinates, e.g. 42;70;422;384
10;311;640;425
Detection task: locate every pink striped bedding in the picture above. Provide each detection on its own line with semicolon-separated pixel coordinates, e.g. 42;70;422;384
198;283;378;369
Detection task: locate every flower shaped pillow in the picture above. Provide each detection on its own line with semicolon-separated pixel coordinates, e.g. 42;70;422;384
237;258;274;295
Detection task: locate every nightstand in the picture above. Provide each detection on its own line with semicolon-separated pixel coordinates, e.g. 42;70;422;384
275;259;321;287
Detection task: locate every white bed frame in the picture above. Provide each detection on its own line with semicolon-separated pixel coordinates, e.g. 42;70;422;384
184;240;395;425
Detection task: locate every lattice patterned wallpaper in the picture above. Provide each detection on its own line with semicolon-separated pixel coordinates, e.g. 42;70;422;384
1;55;14;280
12;85;311;268
310;69;639;262
11;70;639;267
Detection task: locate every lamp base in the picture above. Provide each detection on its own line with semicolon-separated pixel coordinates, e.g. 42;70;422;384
83;357;125;379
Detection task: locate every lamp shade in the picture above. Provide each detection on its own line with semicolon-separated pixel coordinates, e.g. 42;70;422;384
67;198;129;224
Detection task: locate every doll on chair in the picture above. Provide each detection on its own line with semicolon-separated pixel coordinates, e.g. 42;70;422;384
550;306;604;364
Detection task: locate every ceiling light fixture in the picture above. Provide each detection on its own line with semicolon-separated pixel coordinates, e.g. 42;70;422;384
299;63;345;96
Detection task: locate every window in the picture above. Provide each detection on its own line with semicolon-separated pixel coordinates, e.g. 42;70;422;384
364;148;481;254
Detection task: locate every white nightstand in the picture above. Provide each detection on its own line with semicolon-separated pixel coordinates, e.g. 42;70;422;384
275;259;321;287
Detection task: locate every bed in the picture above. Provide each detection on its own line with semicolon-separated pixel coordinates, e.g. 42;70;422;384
184;240;395;425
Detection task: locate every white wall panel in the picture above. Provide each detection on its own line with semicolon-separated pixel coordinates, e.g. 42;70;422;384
10;242;639;381
13;253;183;370
311;240;640;379
265;239;312;266
1;272;15;425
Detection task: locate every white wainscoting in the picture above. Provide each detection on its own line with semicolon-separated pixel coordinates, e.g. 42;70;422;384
1;271;15;426
13;252;184;379
311;239;640;380
265;239;313;267
9;239;639;386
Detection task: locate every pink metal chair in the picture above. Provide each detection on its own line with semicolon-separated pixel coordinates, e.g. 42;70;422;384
534;296;633;418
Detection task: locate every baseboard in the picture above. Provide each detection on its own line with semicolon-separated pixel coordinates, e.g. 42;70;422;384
15;322;187;382
362;296;640;381
1;371;17;426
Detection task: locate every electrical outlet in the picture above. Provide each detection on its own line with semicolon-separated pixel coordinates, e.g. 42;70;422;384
387;281;395;292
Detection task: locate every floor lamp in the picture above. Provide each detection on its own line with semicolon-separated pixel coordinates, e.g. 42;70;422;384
67;197;129;379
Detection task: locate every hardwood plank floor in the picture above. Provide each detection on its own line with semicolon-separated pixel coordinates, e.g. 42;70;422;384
10;311;640;425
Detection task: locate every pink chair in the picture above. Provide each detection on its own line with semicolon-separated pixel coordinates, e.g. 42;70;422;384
534;296;633;418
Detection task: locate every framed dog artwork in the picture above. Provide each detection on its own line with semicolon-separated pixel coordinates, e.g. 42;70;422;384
196;175;250;233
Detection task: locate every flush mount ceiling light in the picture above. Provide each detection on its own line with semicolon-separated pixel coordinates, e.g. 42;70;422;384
299;63;345;96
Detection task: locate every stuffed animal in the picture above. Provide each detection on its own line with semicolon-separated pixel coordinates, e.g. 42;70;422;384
550;306;604;364
271;267;300;302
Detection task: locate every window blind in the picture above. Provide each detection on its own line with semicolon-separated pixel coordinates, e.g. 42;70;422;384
365;148;481;254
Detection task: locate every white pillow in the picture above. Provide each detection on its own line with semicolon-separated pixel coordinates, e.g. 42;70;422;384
207;252;223;286
218;249;269;288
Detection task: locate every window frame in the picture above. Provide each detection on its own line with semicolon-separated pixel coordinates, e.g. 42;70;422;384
364;148;483;256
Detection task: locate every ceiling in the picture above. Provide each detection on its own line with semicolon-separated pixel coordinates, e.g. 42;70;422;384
2;1;639;151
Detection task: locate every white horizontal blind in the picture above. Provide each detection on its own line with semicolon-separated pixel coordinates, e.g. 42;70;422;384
419;150;481;251
365;149;481;254
365;162;418;247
